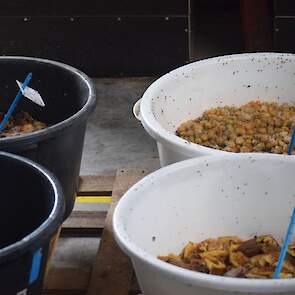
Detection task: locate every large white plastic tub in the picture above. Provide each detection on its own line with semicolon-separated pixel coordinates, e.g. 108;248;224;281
113;153;295;295
135;53;295;166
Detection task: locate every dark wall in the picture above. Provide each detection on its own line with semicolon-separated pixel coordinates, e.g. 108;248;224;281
274;0;295;53
191;0;243;60
0;1;190;77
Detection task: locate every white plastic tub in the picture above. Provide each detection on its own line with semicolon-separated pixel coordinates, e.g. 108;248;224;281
135;53;295;166
113;153;295;295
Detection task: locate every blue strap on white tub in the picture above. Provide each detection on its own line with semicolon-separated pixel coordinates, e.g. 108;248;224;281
29;248;42;284
0;72;32;132
288;127;295;155
273;208;295;279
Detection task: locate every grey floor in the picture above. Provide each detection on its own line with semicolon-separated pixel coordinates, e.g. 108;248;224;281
80;77;160;175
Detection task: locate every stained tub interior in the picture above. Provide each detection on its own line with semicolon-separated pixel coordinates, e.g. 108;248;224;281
147;54;295;133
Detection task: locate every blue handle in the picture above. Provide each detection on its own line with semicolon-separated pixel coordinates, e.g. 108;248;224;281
273;208;295;278
0;72;32;132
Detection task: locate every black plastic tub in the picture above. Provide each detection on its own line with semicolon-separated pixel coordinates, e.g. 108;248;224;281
0;151;64;294
0;56;96;219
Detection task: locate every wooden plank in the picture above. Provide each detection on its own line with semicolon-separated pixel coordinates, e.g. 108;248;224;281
44;266;90;291
78;174;115;194
129;272;141;295
86;169;149;295
44;237;100;293
62;211;107;230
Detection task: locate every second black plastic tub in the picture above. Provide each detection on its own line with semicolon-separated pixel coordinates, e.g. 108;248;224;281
0;151;64;294
0;56;96;219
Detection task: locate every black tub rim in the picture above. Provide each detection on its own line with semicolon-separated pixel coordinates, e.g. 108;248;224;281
0;151;64;263
0;56;96;147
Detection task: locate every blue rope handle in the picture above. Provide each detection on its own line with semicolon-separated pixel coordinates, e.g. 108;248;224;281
273;208;295;278
0;72;32;132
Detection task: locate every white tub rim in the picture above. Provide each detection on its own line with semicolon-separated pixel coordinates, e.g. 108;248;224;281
140;52;295;157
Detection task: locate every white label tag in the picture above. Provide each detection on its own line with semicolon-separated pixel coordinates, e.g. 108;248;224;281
16;80;45;107
16;289;27;295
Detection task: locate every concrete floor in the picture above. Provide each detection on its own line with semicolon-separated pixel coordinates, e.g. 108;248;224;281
80;77;160;175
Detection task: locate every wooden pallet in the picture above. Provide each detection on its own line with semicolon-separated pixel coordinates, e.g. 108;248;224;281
43;169;150;295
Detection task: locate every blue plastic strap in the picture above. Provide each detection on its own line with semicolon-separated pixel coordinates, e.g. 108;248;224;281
29;248;42;284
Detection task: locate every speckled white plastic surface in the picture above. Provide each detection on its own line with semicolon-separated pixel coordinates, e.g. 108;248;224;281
139;53;295;166
113;154;295;294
